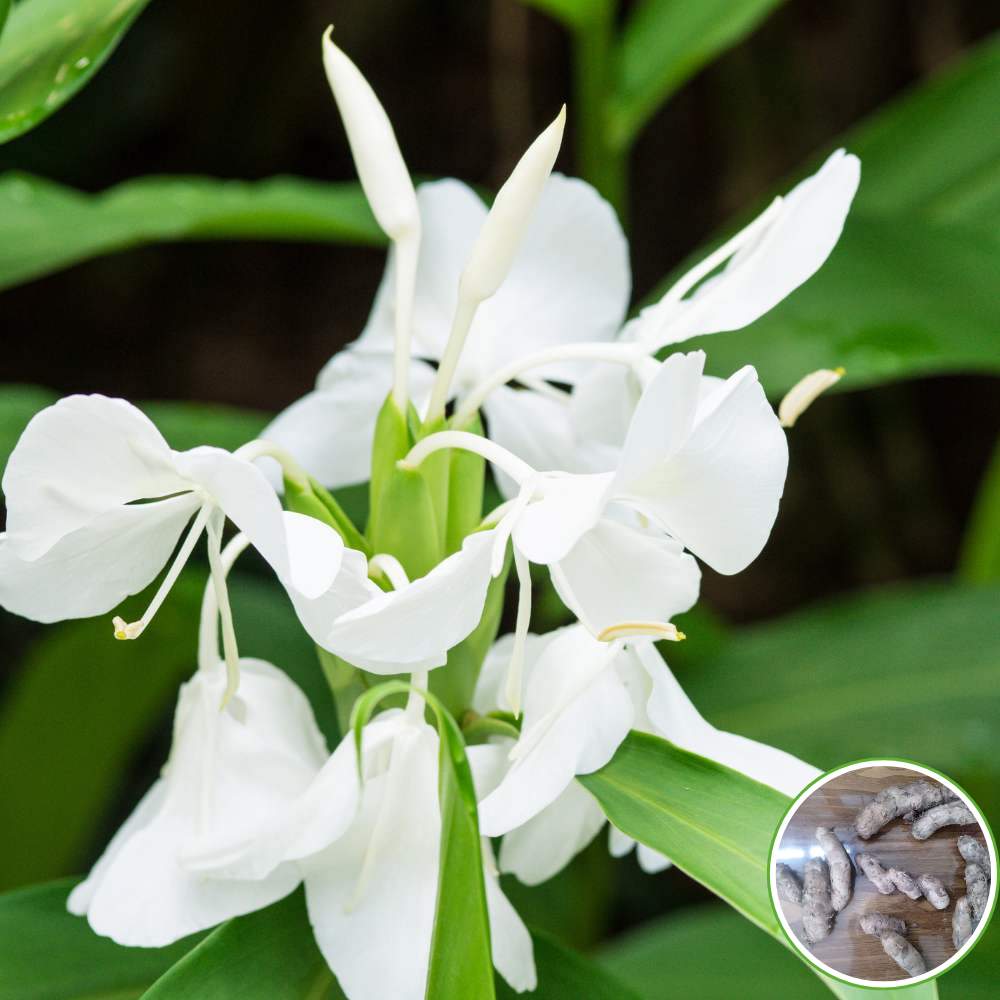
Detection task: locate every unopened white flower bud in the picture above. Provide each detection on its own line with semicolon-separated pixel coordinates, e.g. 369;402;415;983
459;105;566;303
322;27;419;242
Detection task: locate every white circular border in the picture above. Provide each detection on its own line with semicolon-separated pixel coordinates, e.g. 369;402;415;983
769;758;998;990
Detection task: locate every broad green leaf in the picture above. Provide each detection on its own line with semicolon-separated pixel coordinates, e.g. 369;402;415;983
845;32;1000;225
680;213;1000;393
958;436;1000;584
498;930;644;1000
0;0;153;144
609;0;786;148
0;879;201;1000
143;890;344;999
350;681;495;999
582;734;938;999
0;572;336;890
0;2;9;41
678;579;1000;814
0;172;381;291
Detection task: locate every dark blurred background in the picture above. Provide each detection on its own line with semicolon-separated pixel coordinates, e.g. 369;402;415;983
1;0;998;952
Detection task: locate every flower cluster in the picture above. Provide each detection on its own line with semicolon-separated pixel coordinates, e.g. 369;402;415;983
0;29;859;1000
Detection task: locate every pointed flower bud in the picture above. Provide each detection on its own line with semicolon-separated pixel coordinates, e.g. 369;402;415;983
321;28;418;242
460;106;566;303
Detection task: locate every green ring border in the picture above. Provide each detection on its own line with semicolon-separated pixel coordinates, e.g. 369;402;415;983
765;756;999;992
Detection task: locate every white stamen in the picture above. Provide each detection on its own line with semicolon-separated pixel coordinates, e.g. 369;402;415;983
197;532;252;674
205;512;241;708
405;670;429;722
596;621;686;642
490;476;538;576
234;439;311;491
112;504;212;641
505;547;533;717
400;430;535;487
453;341;641;425
779;367;845;428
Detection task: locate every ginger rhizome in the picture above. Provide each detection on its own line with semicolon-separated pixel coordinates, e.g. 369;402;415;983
801;858;835;945
816;826;852;911
854;780;956;839
859;911;927;978
775;863;803;905
911;801;976;841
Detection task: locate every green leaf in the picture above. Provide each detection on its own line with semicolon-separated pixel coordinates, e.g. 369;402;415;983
0;879;201;1000
0;0;153;144
350;682;495;1000
498;929;645;1000
143;890;344;999
0;572;337;890
141;400;269;453
0;1;10;42
680;213;1000;393
678;579;1000;813
609;0;786;148
581;734;938;999
0;172;381;291
0;382;55;473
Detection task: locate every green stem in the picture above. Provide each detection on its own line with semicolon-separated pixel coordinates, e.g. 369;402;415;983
572;1;627;221
958;433;1000;583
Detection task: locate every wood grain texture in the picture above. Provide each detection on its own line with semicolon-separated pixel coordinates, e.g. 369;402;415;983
774;766;987;982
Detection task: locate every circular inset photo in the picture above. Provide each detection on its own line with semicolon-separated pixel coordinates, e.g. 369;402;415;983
769;760;996;988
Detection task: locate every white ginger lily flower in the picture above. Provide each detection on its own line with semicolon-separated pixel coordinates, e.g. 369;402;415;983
186;696;536;999
0;394;360;702
68;533;330;946
264;39;629;489
472;625;820;885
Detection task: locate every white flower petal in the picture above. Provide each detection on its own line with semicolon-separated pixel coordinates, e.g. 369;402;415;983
637;843;673;874
324;529;496;673
0;495;200;623
642;150;860;348
630;642;819;796
551;517;701;636
303;723;440;1000
3;395;187;560
74;660;327;946
615;361;788;575
498;781;606;886
478;627;632;836
511;472;614;565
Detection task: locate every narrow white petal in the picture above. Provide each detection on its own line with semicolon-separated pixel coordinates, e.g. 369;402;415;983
484;848;537;991
636;844;673;874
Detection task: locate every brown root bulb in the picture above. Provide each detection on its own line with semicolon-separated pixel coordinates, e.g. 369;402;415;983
953;896;974;949
856;853;896;894
855;781;956;839
816;826;853;911
775;863;803;905
958;835;991;879
801;858;835;945
916;874;949;910
879;930;927;978
860;912;907;937
966;863;990;924
911;801;976;841
889;867;923;900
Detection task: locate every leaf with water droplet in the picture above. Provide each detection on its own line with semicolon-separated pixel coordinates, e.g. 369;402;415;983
0;0;152;144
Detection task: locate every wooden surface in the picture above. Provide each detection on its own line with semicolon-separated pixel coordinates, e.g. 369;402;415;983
774;766;988;982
